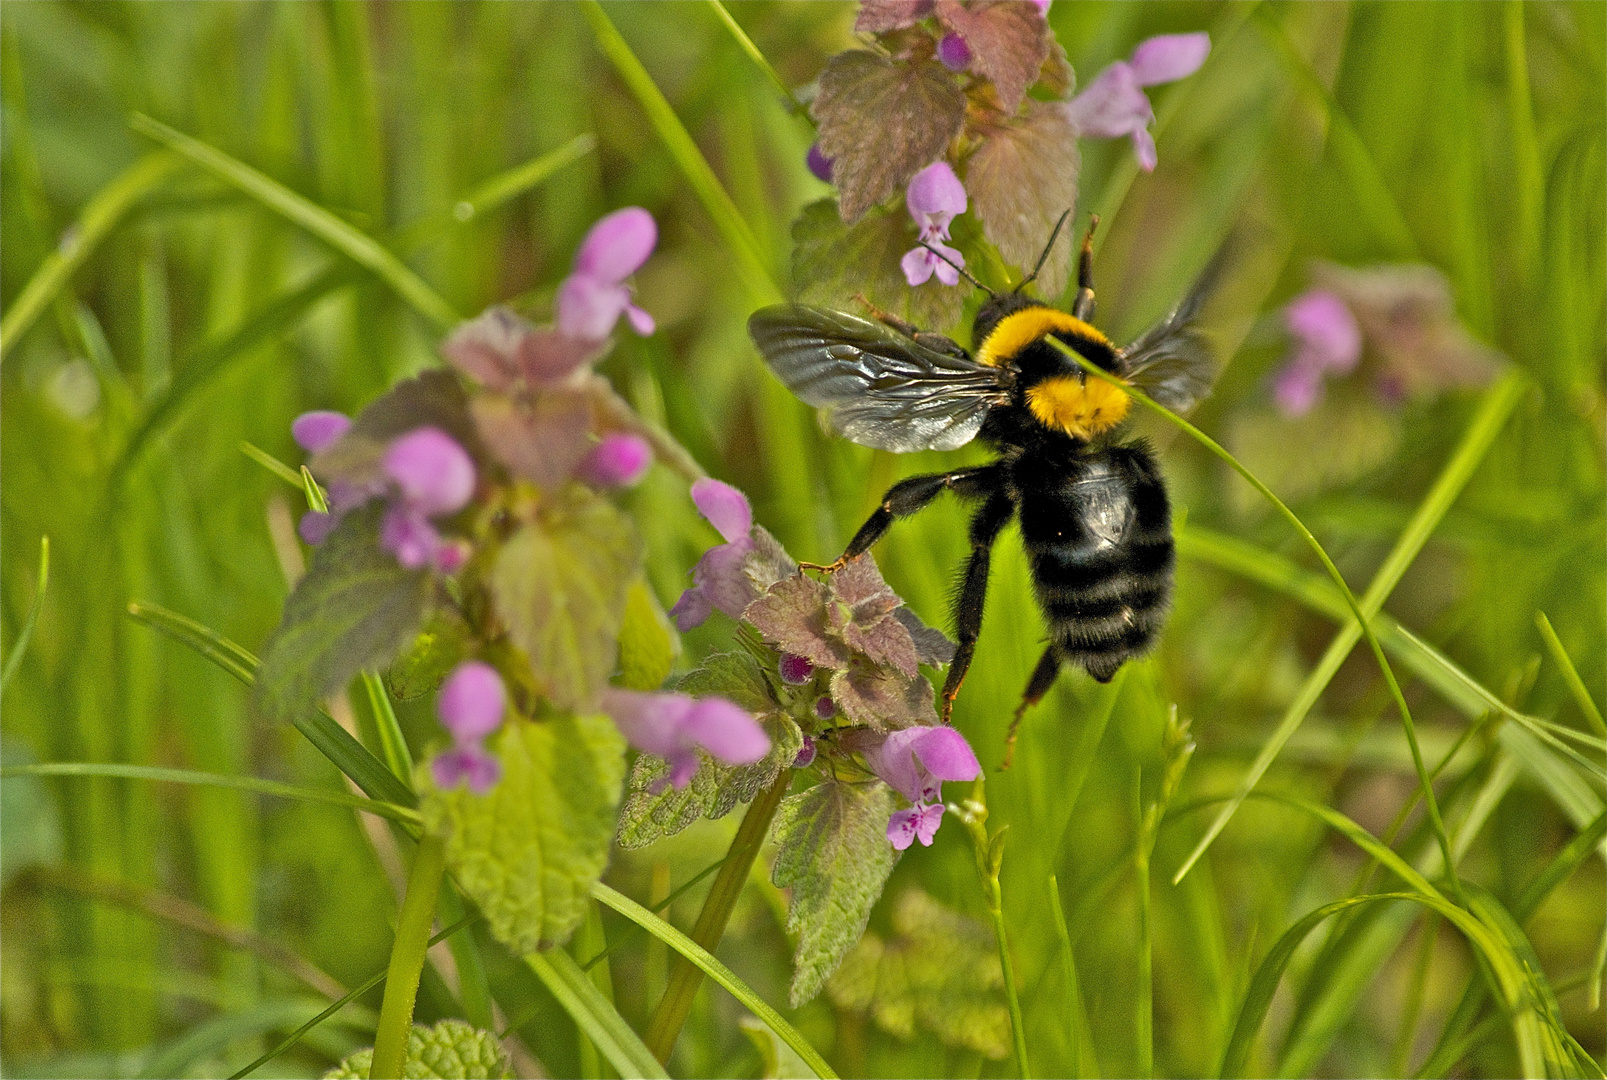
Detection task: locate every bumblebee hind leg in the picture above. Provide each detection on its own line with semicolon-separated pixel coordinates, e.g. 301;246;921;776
1000;646;1062;770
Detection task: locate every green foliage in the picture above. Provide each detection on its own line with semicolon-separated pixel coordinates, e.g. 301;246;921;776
420;714;625;953
616;578;680;692
490;487;642;710
253;504;433;723
387;609;473;701
772;778;901;1006
323;1019;511;1079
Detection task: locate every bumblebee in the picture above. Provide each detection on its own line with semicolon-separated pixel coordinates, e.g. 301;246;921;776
749;219;1220;759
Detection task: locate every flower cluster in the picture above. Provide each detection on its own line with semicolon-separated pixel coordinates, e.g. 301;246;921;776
432;661;507;794
293;414;476;573
900;162;968;287
857;725;980;849
1272;264;1503;416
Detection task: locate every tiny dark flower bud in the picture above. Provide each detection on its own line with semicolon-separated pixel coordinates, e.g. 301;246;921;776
937;33;972;72
814;696;837;721
793;735;817;769
806;143;834;183
779;653;815;685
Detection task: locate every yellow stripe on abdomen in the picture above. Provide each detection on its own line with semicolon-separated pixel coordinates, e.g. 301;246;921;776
976;307;1109;368
1026;374;1131;440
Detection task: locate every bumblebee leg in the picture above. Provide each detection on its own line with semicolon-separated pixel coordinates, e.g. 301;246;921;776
1000;647;1062;770
1072;215;1099;322
940;491;1017;721
805;466;1003;573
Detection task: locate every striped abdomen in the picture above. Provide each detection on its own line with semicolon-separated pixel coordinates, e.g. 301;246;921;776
1015;443;1173;682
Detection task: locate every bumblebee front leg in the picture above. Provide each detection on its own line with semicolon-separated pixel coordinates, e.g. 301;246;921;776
940;491;1017;721
801;465;1002;573
1072;215;1099;322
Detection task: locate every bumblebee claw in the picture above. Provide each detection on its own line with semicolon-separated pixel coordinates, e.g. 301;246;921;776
797;556;847;575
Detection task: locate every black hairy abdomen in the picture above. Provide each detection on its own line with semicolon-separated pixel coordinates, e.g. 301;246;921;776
1014;443;1173;682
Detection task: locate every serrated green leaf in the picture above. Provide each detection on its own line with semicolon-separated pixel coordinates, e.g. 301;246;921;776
616;579;679;692
253;504;432;723
827;890;1010;1060
322;1018;511;1079
491;488;642;710
772;778;900;1006
791;199;967;335
388;609;473;701
616;654;801;850
421;714;626;952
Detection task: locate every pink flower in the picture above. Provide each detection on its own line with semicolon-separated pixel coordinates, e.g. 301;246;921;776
556;207;657;340
579;433;653;489
1272;289;1363;417
861;725;980;850
432;661;507;794
291;410;351;453
900;161;969;287
376;427;477;571
1063;32;1210;171
668;479;758;631
603;688;771;789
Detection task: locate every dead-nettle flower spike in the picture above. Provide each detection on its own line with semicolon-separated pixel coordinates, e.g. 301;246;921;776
901;161;968;288
556;206;658;340
860;726;980;850
1062;32;1210;171
379;427;476;572
433;661;508;795
669;478;758;631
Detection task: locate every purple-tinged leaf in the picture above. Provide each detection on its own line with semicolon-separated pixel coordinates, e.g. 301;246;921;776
894;607;956;666
966;100;1080;299
812;50;967;222
470;387;594;490
831;661;939;729
792;199;966;333
744;574;853;672
855;0;935;34
935;0;1051;114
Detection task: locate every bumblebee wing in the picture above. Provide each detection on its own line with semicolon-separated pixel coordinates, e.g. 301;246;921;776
748;304;1008;453
1120;245;1227;413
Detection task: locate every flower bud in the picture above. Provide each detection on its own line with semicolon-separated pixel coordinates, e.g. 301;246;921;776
437;661;506;742
580;433;653;488
384;427;475;516
779;653;815;685
292;410;351;453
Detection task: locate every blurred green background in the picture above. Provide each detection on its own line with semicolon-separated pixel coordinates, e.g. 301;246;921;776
1;2;1602;1077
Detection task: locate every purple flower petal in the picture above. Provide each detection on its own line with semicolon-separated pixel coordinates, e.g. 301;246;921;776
668;585;714;631
625;303;656;336
1272;357;1326;417
292;411;351;454
937;32;972;71
908;725;981;782
692;536;757;620
664;749;700;790
432;744;502;794
384;428;475;516
437;661;507;741
806;143;834;183
432;539;469;574
1063;61;1150;141
580;433;653;489
690;478;752;542
863;725;980;803
902;246;937;288
681;697;770;766
298;510;338;545
574;207;657;282
888;806;922;850
1032;0;1051;13
912;802;944;846
1129;32;1210;87
906;161;967;223
1284;289;1361;374
602;688;697;759
380;504;443;570
779;653;815;685
793;735;817;769
556;275;632;341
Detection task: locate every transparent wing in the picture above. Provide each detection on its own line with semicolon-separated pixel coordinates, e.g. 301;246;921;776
1120;245;1228;413
748;304;1009;453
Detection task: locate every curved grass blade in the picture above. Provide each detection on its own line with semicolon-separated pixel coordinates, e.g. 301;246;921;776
526;949;669;1080
129;113;461;329
0;151;184;361
592;881;838;1080
1;762;419;824
228;914;477;1080
446;133;597;225
1;536;49;694
125;601;416;808
1536;612;1607;738
138;997;371;1080
705;1;807;118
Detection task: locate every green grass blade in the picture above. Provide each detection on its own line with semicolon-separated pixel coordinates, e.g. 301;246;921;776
705;1;807;118
591;880;838;1079
371;835;446;1080
0;151;184;361
361;670;413;781
581;0;778;304
125;601;417;807
0;762;419;824
1502;1;1544;295
449;132;598;223
1048;875;1092;1078
137;997;366;1080
239;441;302;488
128;113;461;329
1536;612;1607;738
526;948;670;1080
1;535;49;694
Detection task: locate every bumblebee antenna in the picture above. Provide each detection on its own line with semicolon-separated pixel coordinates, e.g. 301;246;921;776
1016;208;1075;294
917;241;997;298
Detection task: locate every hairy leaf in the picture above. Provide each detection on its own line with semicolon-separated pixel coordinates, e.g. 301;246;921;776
323;1018;513;1079
616;652;800;849
616;579;679;692
855;0;935;34
388;609;473;701
966;100;1080;299
253;504;431;722
812;51;966;222
471;386;594;490
491;488;641;709
831;559;921;678
791;199;967;333
421;714;625;953
827;890;1009;1059
772;778;900;1006
743;526;799;597
831;660;938;728
935;0;1051;114
894;607;956;667
745;573;851;671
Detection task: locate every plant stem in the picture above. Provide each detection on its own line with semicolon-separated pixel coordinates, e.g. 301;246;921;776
370;834;446;1079
961;781;1029;1079
645;770;790;1064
